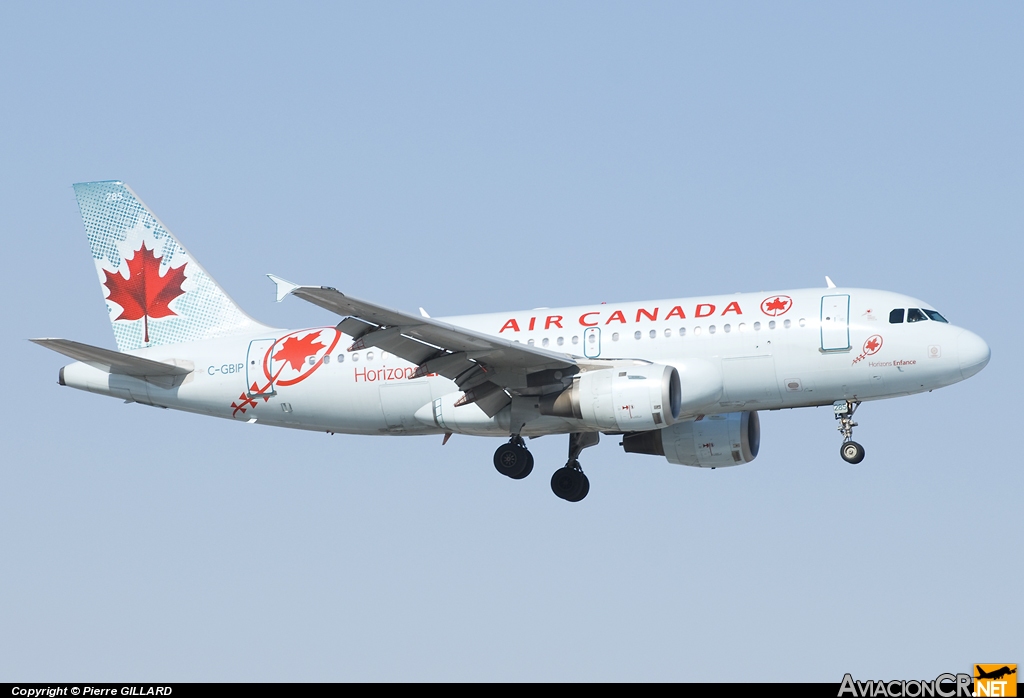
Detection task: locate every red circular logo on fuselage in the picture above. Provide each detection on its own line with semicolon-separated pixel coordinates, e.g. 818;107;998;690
760;295;792;316
263;327;341;387
863;335;883;356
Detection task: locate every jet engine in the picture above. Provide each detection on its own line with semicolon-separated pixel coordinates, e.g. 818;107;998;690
621;411;760;467
539;363;681;431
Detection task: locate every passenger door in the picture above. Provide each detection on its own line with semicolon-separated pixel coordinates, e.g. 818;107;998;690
246;338;277;397
820;295;851;352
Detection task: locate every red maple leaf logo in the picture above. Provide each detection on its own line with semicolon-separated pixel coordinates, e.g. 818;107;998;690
865;338;880;352
103;242;187;343
760;295;792;316
273;332;327;373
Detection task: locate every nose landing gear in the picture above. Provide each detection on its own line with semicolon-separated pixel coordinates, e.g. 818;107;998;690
834;400;865;464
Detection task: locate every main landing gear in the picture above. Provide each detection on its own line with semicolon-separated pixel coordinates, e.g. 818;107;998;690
493;435;534;480
551;432;599;502
491;431;599;502
834;400;865;464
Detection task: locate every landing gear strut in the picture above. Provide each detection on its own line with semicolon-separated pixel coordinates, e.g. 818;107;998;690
551;432;598;502
493;435;534;480
834;400;865;464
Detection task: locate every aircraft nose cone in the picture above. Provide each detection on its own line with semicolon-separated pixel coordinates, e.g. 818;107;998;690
957;329;990;380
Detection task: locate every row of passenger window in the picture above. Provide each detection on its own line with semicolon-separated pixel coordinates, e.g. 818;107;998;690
517;318;809;347
889;308;948;324
315;351;384;365
309;315;817;365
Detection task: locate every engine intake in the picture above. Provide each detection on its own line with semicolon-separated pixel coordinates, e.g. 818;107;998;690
539;363;681;431
622;411;760;467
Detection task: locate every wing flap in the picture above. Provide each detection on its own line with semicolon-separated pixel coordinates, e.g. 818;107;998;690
337;317;376;340
364;333;441;366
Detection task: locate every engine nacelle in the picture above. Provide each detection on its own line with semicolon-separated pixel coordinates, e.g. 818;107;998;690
539;363;681;431
621;411;760;467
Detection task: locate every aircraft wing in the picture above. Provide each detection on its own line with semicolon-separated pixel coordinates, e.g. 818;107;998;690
270;276;582;417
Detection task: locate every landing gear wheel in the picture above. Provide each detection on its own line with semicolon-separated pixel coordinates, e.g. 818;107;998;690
493;442;533;479
577;472;590;501
551;465;589;502
840;441;865;464
834;400;865;465
510;450;534;480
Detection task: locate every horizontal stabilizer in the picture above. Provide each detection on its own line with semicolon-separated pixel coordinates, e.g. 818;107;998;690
30;338;192;378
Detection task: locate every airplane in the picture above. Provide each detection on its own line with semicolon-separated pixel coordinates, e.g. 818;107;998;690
975;666;1016;681
33;181;991;502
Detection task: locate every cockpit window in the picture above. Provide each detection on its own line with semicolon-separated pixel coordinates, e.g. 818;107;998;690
907;308;927;323
924;310;948;323
889;309;905;324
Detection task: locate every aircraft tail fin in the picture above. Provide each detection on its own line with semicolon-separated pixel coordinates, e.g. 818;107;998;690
73;181;267;351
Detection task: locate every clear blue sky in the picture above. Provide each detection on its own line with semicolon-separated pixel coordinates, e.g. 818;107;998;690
1;1;1020;681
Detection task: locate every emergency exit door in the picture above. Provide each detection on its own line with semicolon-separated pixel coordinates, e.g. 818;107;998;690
820;295;851;352
584;327;601;358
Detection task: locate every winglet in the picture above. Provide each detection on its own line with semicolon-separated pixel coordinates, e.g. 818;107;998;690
419;307;431;318
825;275;837;289
267;274;300;303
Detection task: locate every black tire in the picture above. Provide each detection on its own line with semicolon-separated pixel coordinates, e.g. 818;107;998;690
509;449;534;480
840;441;865;464
550;466;584;501
494;443;529;478
572;473;590;502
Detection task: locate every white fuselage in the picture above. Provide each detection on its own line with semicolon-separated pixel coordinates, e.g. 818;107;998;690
59;287;989;438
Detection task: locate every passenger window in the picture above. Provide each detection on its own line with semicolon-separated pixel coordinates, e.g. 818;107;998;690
889;309;905;323
679;327;686;337
557;336;564;346
664;328;672;337
542;338;549;347
634;331;642;340
323;355;330;364
907;308;927;323
336;354;345;363
924;310;948;323
612;332;619;341
649;329;657;339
